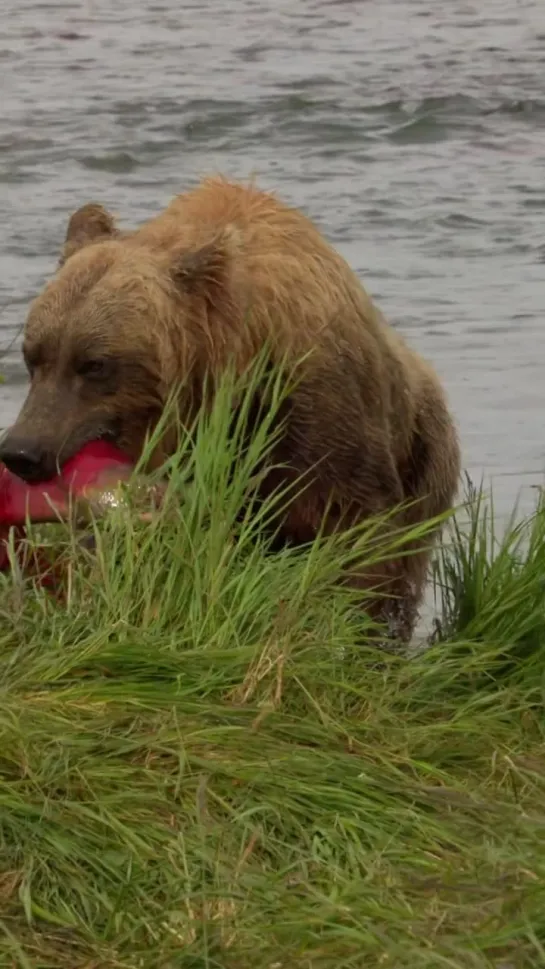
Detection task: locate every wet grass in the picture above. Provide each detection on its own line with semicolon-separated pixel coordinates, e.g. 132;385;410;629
1;360;545;968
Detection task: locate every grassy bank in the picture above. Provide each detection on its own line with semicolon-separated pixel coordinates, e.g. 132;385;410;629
1;364;544;968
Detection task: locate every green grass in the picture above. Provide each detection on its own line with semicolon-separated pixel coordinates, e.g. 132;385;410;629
1;359;545;968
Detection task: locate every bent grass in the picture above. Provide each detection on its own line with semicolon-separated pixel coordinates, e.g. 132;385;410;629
1;356;545;968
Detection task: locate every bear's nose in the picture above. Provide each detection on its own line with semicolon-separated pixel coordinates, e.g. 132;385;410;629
0;438;54;483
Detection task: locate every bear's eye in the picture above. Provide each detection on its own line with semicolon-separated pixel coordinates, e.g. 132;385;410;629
23;344;43;377
76;358;110;379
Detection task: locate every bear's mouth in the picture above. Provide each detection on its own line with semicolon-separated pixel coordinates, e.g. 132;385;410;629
58;417;125;470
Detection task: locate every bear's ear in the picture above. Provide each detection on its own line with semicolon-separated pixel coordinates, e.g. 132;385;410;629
170;226;242;306
59;202;118;267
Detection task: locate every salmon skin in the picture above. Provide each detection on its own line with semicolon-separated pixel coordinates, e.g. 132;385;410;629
0;440;133;572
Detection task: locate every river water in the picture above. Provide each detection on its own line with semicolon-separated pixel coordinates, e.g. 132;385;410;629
1;0;544;531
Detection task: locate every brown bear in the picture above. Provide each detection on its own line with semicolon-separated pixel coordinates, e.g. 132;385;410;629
0;175;461;643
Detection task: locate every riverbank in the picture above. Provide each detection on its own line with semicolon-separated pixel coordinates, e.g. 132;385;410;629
1;379;544;968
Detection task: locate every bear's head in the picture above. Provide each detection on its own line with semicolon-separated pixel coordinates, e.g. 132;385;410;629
0;202;243;482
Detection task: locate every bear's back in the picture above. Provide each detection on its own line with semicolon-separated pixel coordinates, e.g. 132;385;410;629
134;176;409;371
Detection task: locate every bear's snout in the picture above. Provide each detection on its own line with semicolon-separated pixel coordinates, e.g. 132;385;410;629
0;433;57;484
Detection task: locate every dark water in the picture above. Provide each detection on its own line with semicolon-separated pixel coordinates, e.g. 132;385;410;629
1;0;544;529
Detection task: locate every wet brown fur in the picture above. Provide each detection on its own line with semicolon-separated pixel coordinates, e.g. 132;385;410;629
8;176;461;643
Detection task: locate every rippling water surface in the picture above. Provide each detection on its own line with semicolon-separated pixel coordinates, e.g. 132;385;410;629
1;0;544;524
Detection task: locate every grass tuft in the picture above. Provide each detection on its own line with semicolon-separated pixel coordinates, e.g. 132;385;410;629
1;356;545;968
